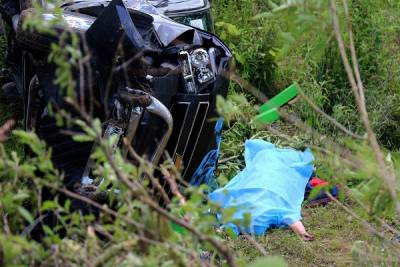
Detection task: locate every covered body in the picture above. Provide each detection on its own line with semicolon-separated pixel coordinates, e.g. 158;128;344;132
209;140;314;235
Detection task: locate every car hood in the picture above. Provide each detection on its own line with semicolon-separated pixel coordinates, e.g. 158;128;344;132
61;0;200;47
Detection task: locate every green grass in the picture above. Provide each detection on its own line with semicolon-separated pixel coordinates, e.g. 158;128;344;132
217;121;375;266
0;94;23;153
0;36;23;153
231;203;369;266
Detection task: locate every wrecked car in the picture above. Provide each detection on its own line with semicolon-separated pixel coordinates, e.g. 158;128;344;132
0;0;232;194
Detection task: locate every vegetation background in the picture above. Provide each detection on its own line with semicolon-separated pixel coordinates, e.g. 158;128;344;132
0;0;399;266
213;0;400;265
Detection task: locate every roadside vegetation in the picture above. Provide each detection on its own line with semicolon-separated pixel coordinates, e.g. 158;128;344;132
0;0;399;266
213;0;400;265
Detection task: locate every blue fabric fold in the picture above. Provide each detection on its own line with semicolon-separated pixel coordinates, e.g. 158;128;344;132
209;139;314;235
189;118;224;191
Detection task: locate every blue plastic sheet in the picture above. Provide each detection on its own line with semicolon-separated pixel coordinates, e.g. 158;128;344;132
209;139;314;235
189;118;223;191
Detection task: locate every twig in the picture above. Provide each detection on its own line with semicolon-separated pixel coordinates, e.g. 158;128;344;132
326;192;400;249
329;0;400;215
91;239;138;267
242;234;268;256
230;73;269;102
2;214;10;235
218;155;240;164
348;192;400;235
0;119;15;143
93;224;114;241
101;142;237;267
78;57;86;115
160;166;186;205
123;138;171;204
341;0;365;108
55;186;150;235
298;90;364;139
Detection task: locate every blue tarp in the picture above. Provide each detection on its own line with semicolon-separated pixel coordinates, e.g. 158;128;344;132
189;118;224;191
209;139;314;235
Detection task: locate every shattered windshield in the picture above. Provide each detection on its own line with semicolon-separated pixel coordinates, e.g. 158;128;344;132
61;0;164;16
61;0;207;13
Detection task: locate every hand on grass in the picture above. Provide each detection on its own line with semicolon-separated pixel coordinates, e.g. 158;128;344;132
290;220;314;241
299;231;314;241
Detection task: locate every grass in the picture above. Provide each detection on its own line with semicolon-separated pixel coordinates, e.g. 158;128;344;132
0;93;23;154
231;203;368;266
0;36;23;153
210;0;400;263
0;94;23;152
216;118;378;266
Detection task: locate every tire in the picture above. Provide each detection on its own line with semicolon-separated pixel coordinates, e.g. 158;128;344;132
20;0;34;10
16;8;90;53
20;0;46;10
15;9;55;53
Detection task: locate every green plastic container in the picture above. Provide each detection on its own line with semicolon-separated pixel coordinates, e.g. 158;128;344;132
255;83;300;124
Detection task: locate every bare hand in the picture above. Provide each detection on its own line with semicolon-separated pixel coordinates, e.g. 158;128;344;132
0;119;15;143
289;220;314;241
299;231;314;241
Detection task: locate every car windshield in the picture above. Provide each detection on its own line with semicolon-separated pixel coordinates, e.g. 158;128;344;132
61;0;206;12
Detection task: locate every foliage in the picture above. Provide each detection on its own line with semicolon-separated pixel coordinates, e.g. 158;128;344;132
212;0;278;97
274;0;400;149
214;0;400;265
0;0;400;266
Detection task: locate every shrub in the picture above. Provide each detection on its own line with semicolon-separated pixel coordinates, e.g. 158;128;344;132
277;0;400;148
212;0;278;97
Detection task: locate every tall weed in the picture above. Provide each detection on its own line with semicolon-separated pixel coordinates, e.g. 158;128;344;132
212;0;278;96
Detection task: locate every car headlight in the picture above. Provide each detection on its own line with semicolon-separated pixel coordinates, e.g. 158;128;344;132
191;48;209;68
179;47;216;93
197;68;214;84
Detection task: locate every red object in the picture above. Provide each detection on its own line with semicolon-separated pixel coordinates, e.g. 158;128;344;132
310;177;329;187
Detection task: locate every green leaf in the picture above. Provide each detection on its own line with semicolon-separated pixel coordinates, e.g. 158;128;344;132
253;12;273;20
279;32;296;44
42;225;54;236
215;22;241;36
234;52;246;65
13;130;44;155
64;199;71;212
18;206;34;224
41;200;59;211
72;134;94;142
307;186;325;201
12;192;30;202
242;212;252;228
221;206;237;223
225;227;237;240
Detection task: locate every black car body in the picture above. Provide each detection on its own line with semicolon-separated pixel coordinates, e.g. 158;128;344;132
0;0;231;189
